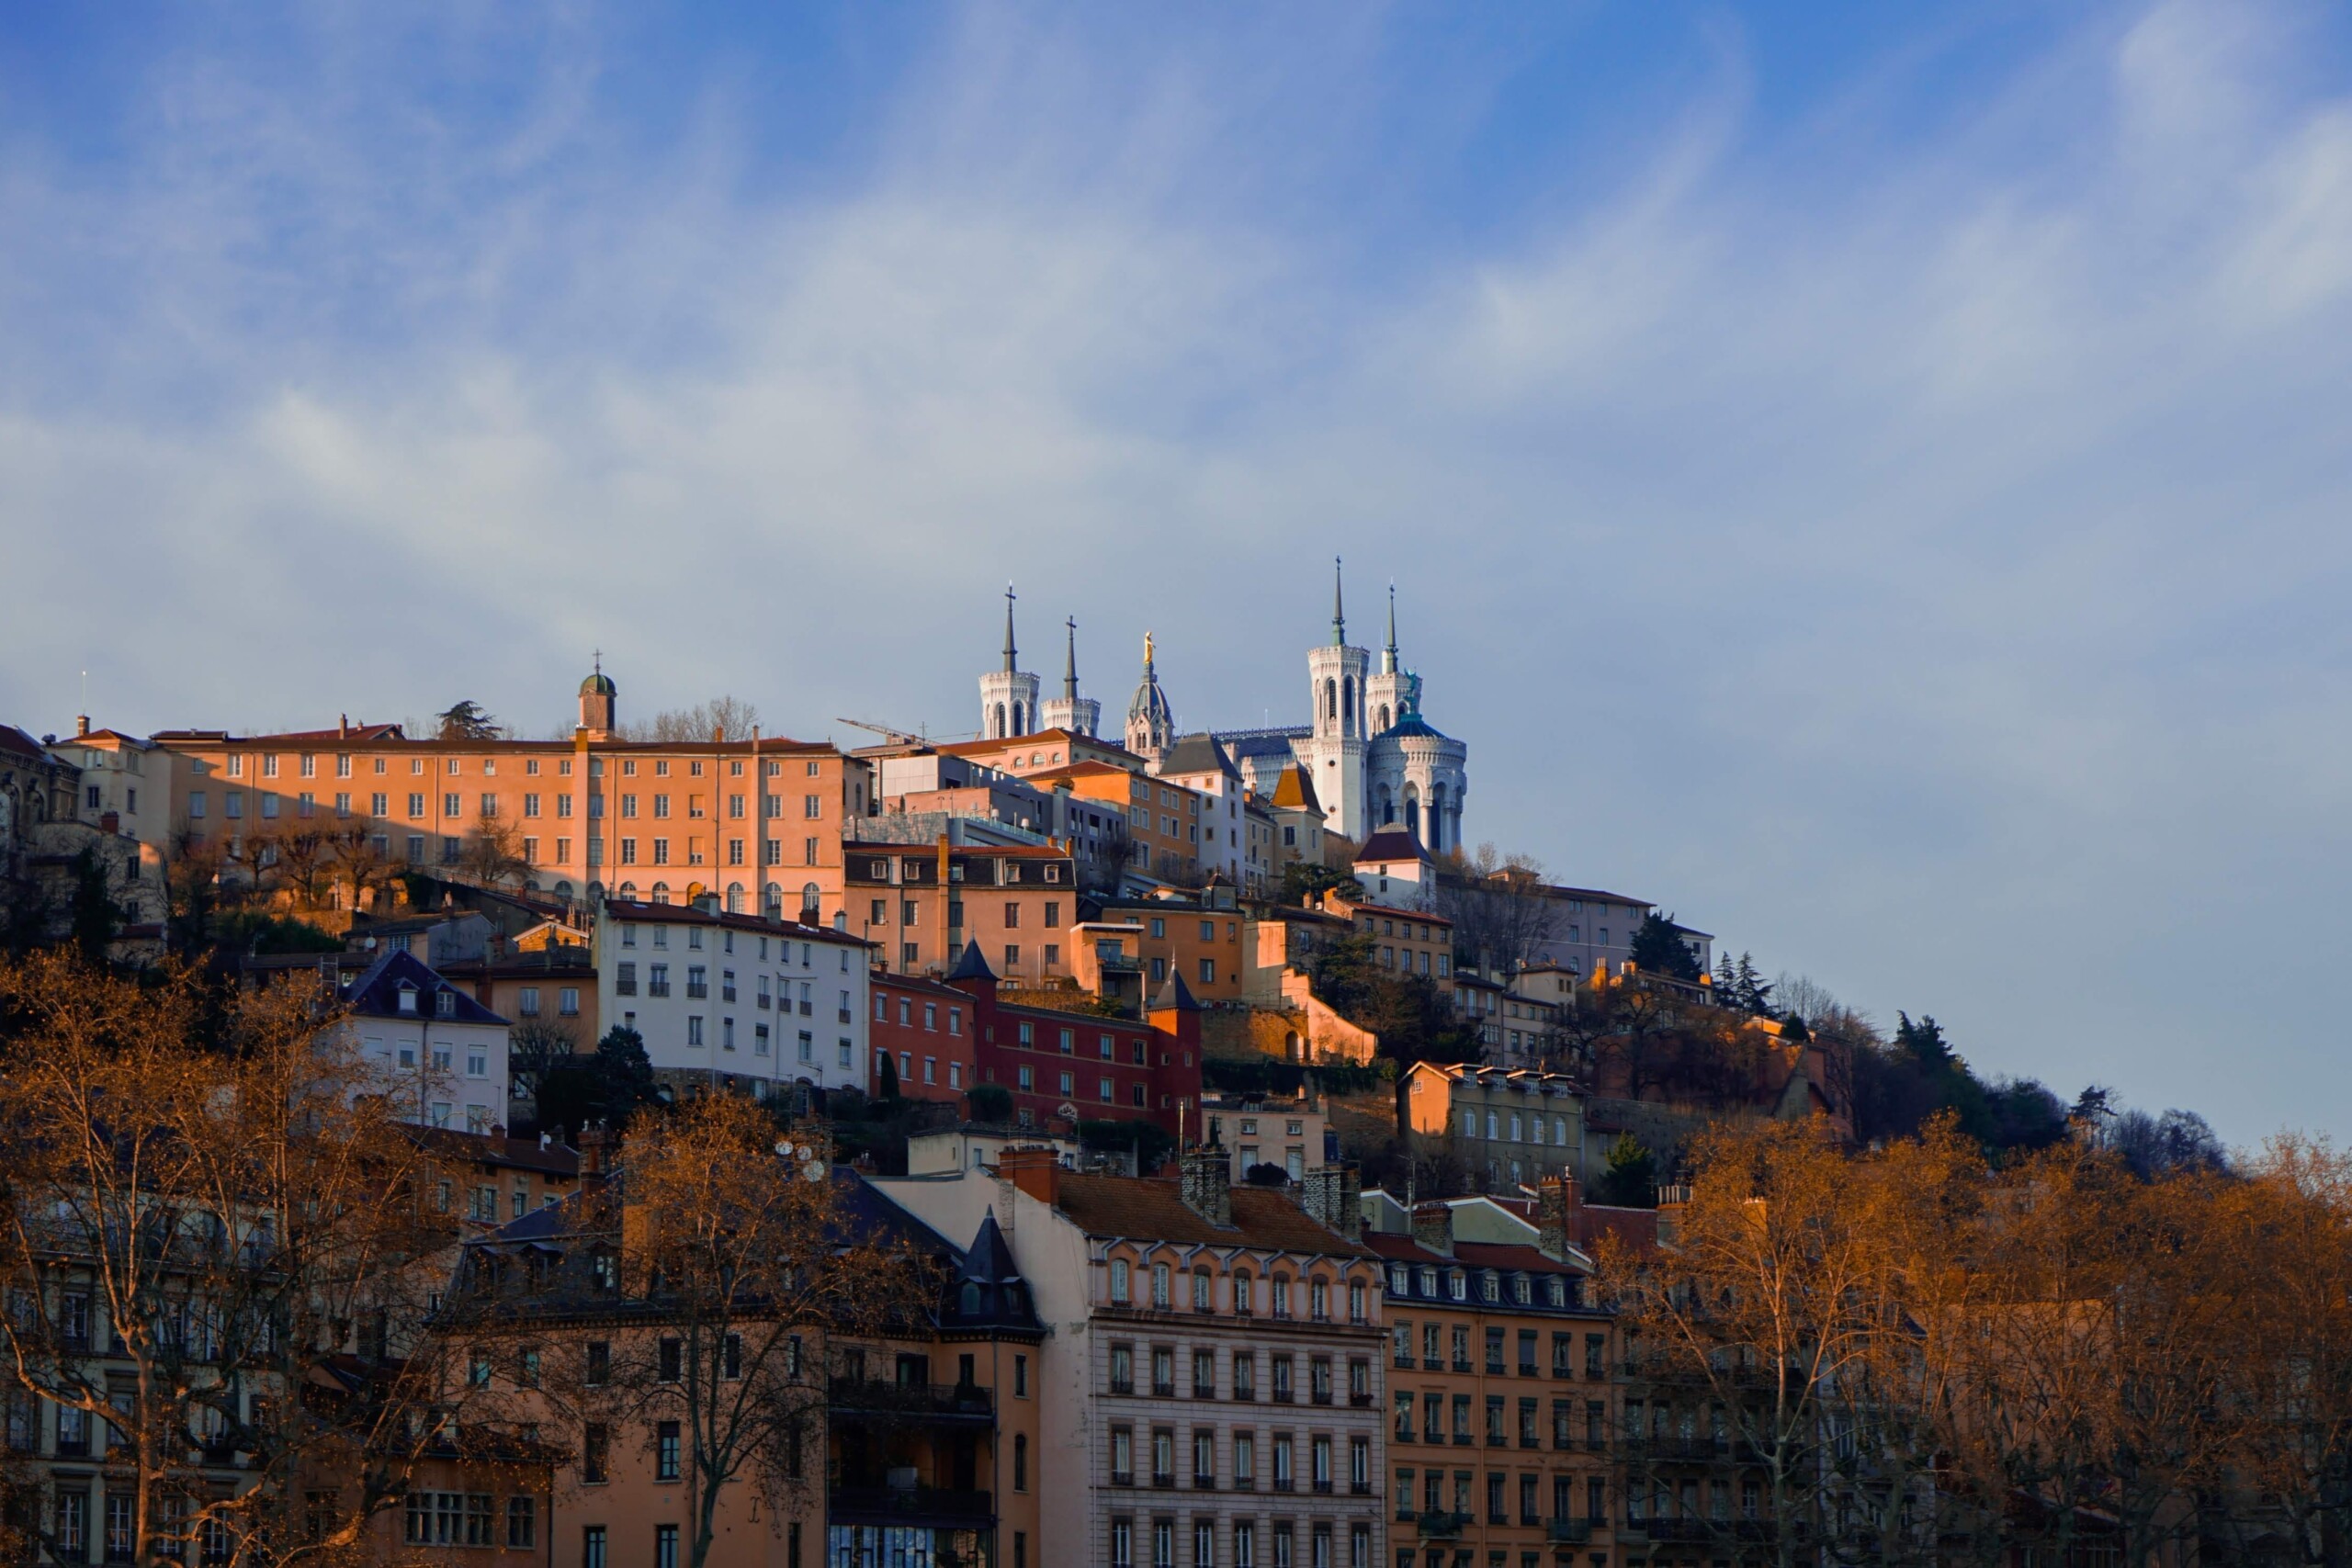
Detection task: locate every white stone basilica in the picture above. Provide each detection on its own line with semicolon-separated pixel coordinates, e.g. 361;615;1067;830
976;565;1467;852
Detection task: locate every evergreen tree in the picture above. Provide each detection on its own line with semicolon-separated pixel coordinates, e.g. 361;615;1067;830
1591;1133;1659;1207
1629;911;1702;981
435;700;500;740
64;848;119;964
877;1050;900;1100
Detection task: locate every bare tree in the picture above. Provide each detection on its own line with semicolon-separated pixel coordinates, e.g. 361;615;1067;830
323;818;398;913
456;814;531;892
1431;844;1561;975
0;953;475;1565
622;697;763;746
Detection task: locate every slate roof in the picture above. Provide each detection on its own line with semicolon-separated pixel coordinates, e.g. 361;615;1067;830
341;947;506;1025
1374;713;1452;741
1159;732;1240;782
1051;1172;1373;1256
1354;829;1430;863
1149;972;1201;1012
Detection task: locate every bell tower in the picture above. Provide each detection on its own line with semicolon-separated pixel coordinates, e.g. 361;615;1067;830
1039;616;1101;738
1293;558;1369;840
977;586;1043;740
577;652;616;739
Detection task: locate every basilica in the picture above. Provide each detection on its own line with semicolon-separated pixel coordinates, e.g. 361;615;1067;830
977;563;1468;854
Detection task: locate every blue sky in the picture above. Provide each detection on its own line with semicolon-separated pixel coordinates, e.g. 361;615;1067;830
6;1;2352;1147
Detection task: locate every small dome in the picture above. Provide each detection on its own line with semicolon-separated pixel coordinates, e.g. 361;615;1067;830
1128;673;1172;725
580;671;616;697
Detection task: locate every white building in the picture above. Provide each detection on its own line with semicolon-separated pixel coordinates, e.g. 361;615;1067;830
980;587;1045;741
1215;565;1469;852
593;897;872;1099
342;947;512;1133
874;1152;1388;1568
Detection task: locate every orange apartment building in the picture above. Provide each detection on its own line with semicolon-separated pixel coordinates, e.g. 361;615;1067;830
1072;894;1249;1005
937;728;1140;782
1363;1183;1621;1568
846;840;1082;985
135;666;865;926
1320;895;1455;990
1024;761;1207;886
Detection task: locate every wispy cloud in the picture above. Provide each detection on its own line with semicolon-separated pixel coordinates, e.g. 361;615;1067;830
2;0;2350;1141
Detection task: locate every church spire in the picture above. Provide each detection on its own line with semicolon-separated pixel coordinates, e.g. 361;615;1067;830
1383;581;1398;673
1001;585;1018;673
1062;617;1080;701
1331;556;1346;647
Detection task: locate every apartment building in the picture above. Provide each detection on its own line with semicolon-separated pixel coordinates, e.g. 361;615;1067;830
870;971;982;1101
873;1151;1389;1568
594;898;872;1099
945;948;1204;1134
1076;892;1250;1005
1360;1186;1619;1568
1200;1092;1331;1183
341;946;514;1133
1398;1066;1589;1190
1319;895;1454;992
1024;761;1208;887
845;840;1081;986
1155;734;1251;890
137;665;865;924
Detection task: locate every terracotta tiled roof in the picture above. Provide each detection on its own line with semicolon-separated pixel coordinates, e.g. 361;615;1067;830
1331;897;1451;926
1363;1233;1579;1276
1052;1174;1372;1256
1268;764;1319;813
601;899;875;946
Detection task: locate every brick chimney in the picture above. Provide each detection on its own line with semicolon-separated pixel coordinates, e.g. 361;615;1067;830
998;1145;1063;1208
75;714;90;739
1180;1146;1232;1227
578;1124;611;1190
1537;1170;1579;1260
1298;1163;1362;1241
1411;1201;1454;1258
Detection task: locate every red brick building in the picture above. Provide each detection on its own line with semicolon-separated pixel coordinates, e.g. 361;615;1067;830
867;971;983;1101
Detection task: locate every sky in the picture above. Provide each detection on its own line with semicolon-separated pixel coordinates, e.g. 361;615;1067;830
4;0;2351;1149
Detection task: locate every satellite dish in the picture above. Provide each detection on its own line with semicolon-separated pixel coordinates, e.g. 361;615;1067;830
803;1162;825;1182
775;1141;792;1157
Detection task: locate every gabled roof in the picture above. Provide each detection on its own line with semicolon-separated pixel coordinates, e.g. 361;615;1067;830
1159;732;1240;782
1354;829;1430;865
341;947;506;1025
0;725;54;762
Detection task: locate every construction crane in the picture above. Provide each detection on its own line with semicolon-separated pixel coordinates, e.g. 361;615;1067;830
833;716;976;747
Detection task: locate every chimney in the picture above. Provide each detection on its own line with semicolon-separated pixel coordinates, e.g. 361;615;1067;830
1537;1169;1579;1260
1656;1183;1691;1248
578;1124;611;1189
75;714;90;739
338;713;349;739
998;1145;1063;1208
1299;1162;1362;1241
99;810;119;835
1411;1200;1454;1258
1180;1146;1232;1227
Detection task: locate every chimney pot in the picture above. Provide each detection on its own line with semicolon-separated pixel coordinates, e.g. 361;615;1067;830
997;1145;1063;1207
1411;1200;1455;1258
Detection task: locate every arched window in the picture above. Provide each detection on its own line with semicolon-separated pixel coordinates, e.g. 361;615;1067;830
1405;795;1419;839
800;883;821;919
618;881;638;901
1430;784;1447;852
1342;677;1354;736
650;881;671;905
1378;705;1390;732
960;1281;982;1316
555;880;573;901
763;882;783;918
994;704;1007;739
1324;680;1337;722
1012;703;1025;735
1233;1271;1253;1316
725;883;743;913
1271;1274;1292;1318
1378;786;1394;826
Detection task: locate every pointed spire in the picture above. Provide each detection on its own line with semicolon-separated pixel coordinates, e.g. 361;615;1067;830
1001;585;1019;673
1383;581;1398;673
1331;557;1346;646
1063;617;1080;701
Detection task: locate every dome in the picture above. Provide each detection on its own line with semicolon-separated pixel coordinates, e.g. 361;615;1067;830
1128;671;1172;726
580;670;616;697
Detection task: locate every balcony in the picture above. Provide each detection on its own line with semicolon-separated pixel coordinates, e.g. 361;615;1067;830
829;1488;994;1529
1416;1513;1471;1540
1547;1519;1593;1545
1193;1475;1216;1492
1151;1474;1175;1490
1311;1392;1332;1406
1349;1393;1374;1408
827;1378;995;1426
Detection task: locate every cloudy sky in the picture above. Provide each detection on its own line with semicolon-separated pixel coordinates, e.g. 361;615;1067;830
5;1;2351;1145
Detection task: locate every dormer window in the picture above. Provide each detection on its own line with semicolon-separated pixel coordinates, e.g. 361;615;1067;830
396;983;418;1015
1448;1270;1466;1302
435;991;456;1019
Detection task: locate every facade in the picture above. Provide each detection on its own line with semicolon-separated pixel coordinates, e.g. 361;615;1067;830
874;1151;1388;1568
1076;894;1250;1006
1319;895;1455;992
1156;735;1251;889
341;946;514;1133
1518;892;1655;987
1398;1066;1589;1190
845;840;1082;985
1024;762;1208;889
137;666;865;923
1361;1185;1622;1568
1351;833;1435;913
594;898;873;1098
1200;1092;1331;1183
870;971;983;1100
947;949;1205;1135
1216;567;1469;853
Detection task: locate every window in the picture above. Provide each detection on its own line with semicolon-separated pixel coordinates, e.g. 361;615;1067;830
506;1496;536;1550
657;1421;681;1481
657;1525;679;1568
1111;1259;1131;1304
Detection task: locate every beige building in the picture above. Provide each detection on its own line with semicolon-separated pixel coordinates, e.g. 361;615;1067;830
1399;1065;1588;1191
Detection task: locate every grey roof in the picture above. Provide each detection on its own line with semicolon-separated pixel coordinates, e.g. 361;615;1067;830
1150;972;1201;1012
946;941;998;983
340;947;506;1026
1159;732;1240;781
